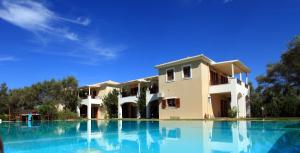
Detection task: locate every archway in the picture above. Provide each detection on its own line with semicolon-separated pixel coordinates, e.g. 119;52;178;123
122;102;138;118
80;105;87;118
148;100;159;119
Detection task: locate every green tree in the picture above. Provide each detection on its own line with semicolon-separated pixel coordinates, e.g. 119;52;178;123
61;76;80;112
249;82;263;117
0;76;80;120
137;86;147;118
103;89;119;118
0;83;9;114
255;36;300;117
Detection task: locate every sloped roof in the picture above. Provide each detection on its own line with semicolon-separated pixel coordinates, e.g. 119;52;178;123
155;54;215;69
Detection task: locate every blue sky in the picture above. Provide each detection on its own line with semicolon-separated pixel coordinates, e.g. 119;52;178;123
0;0;300;88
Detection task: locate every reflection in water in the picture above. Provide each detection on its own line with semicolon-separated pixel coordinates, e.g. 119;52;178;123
1;120;300;153
0;136;3;153
268;124;300;153
208;122;251;153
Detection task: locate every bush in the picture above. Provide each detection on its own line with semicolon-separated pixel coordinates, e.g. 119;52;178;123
137;86;147;118
37;103;78;120
0;114;9;121
56;109;78;120
103;89;119;118
228;106;238;118
37;103;58;120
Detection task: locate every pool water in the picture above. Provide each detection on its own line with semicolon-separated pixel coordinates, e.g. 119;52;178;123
0;120;300;153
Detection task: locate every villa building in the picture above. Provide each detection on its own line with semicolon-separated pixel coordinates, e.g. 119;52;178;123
118;76;160;119
78;80;119;119
155;54;250;119
80;54;250;119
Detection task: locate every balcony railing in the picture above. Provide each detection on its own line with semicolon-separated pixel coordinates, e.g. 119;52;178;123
209;78;249;94
237;79;242;85
80;96;103;105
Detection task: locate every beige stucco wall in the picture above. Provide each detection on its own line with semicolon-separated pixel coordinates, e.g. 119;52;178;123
200;63;210;117
211;94;222;117
96;106;107;119
158;60;211;119
97;86;117;98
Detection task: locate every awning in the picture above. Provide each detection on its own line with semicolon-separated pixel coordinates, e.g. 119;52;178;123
212;60;250;75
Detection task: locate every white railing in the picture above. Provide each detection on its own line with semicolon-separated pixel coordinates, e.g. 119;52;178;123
119;95;138;105
80;97;103;105
146;93;160;102
209;78;249;94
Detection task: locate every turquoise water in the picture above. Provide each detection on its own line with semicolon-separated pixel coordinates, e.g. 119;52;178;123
0;120;300;153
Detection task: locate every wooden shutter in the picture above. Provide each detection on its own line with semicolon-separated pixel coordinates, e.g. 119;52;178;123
161;99;166;109
175;98;180;108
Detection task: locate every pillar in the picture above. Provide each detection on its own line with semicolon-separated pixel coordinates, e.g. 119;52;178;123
230;91;238;118
118;94;122;119
239;73;242;81
87;95;92;119
76;105;80;117
137;82;141;119
137;82;141;97
245;73;248;84
231;63;235;78
146;88;151;119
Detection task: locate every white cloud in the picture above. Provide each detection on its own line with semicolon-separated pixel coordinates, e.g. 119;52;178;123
0;56;16;62
0;0;84;41
0;0;124;64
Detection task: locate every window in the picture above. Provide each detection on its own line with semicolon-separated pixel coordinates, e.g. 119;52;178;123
166;68;175;82
167;98;180;108
210;70;219;85
182;65;192;78
167;99;176;107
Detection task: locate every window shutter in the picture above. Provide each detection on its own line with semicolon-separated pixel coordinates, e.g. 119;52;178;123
161;99;166;109
175;98;180;108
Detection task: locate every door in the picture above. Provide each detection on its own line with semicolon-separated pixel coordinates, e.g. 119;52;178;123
221;100;229;117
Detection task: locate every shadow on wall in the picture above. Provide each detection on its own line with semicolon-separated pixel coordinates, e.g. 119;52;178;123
268;124;300;153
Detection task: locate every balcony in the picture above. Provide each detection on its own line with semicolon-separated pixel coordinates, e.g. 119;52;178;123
119;95;138;105
209;78;249;94
80;97;103;106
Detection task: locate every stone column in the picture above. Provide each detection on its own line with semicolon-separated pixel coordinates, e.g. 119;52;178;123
87;95;92;119
118;94;122;119
146;88;151;119
76;105;80;117
137;82;141;97
231;63;235;78
245;73;248;84
239;73;242;81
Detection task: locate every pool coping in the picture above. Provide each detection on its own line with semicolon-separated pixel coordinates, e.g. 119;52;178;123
2;117;300;122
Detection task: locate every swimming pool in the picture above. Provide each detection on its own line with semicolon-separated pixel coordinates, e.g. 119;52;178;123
0;120;299;153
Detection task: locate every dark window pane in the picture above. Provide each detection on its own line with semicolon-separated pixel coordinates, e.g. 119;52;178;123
167;99;176;107
167;69;174;81
183;66;191;78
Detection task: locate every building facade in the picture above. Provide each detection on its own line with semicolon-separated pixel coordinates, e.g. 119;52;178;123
155;54;250;119
78;80;119;119
80;54;250;119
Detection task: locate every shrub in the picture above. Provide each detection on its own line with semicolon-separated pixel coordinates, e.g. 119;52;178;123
37;103;58;120
228;106;238;118
56;109;78;120
0;114;9;121
103;89;119;118
137;86;147;118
